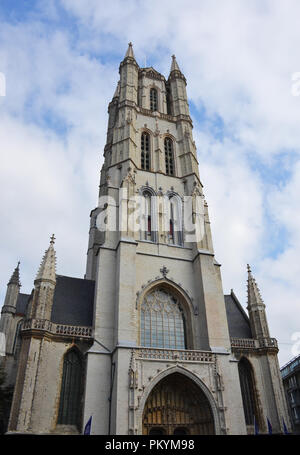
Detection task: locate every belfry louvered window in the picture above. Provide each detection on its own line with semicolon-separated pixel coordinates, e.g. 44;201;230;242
165;138;174;175
57;349;83;428
141;132;150;170
238;357;258;426
140;288;186;349
150;88;158;111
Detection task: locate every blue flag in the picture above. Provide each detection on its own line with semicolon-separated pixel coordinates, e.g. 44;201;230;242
84;416;92;435
282;418;289;435
267;417;272;435
254;415;259;435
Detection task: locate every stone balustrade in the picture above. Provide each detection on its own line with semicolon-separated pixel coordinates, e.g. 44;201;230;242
258;337;278;349
230;338;257;349
135;347;214;363
21;318;93;339
231;337;278;350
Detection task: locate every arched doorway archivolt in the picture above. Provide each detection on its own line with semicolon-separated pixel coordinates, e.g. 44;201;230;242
138;367;219;435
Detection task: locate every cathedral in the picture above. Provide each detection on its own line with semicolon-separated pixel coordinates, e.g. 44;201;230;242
0;43;291;435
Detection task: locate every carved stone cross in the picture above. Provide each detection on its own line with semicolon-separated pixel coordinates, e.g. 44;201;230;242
160;266;169;278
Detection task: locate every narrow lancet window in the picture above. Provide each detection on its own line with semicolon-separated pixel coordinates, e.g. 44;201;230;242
238;357;259;427
165;138;174;175
141;133;150;170
167;195;182;246
142;190;152;241
150;88;158;111
57;349;83;428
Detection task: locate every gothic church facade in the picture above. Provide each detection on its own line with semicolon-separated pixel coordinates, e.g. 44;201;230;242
0;44;290;435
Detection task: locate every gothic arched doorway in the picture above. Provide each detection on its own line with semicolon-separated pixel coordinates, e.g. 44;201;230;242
142;373;215;435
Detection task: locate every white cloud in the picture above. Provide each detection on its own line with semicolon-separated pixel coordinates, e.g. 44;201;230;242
0;18;111;301
0;0;300;365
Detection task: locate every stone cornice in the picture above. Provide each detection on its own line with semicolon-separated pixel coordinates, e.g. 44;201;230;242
119;57;139;72
107;100;193;127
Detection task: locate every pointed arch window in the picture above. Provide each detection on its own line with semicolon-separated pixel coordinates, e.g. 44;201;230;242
165;138;175;175
141;190;153;241
141;132;150;170
168;195;182;245
140;288;186;349
150;88;158;111
57;349;83;428
166;85;172;115
238;357;259;426
12;319;23;356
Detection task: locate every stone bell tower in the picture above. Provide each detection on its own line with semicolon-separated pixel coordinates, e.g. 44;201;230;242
82;43;249;435
0;43;290;436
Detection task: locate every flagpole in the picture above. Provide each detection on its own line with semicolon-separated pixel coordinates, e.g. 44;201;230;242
254;415;259;435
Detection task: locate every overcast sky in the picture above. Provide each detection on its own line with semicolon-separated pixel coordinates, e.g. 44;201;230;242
0;0;300;366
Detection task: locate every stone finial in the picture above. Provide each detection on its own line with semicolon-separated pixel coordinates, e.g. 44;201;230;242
247;263;264;308
112;81;120;99
125;42;135;59
8;261;21;287
170;54;181;73
35;235;57;283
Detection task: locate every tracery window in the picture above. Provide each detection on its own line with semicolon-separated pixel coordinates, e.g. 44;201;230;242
150;88;158;111
140;288;186;349
164;138;174;175
238;357;258;426
141;132;150;170
57;348;83;428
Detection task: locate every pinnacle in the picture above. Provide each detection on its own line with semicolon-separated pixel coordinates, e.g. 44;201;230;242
113;81;120;99
170;54;181;73
8;261;21;287
247;264;264;307
125;41;135;60
35;235;57;283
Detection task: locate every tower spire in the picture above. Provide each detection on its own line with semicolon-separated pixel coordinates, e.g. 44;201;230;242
170;54;181;73
246;264;270;339
35;234;56;283
8;261;21;287
1;261;21;320
247;264;264;308
112;81;120;99
124;41;135;60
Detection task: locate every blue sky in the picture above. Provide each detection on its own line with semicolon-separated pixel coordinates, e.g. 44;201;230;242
1;0;300;366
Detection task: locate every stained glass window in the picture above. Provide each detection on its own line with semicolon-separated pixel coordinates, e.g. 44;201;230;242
141;289;186;349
